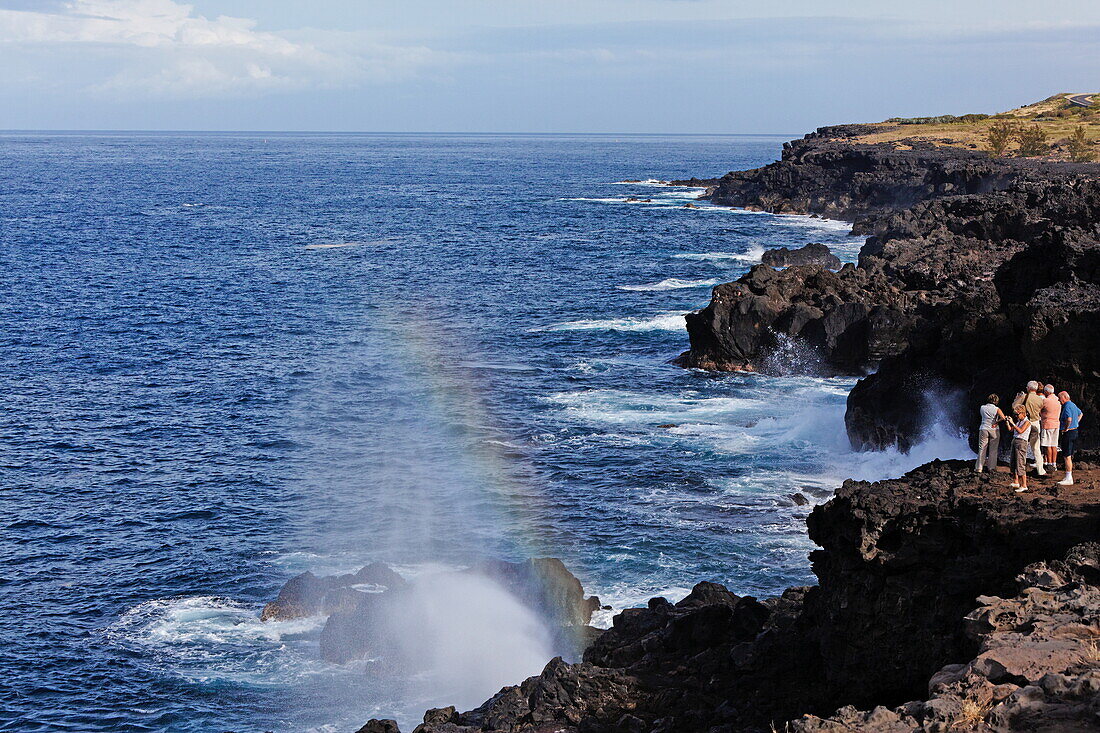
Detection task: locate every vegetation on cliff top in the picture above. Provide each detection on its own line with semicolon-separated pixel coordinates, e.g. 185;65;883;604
843;93;1099;161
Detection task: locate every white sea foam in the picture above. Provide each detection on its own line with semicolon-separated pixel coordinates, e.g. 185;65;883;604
658;189;707;200
529;312;686;333
590;583;693;628
545;377;973;489
545;389;761;428
673;244;765;264
561;197;651;204
608;179;674;186
106;596;330;685
618;277;721;292
772;213;854;233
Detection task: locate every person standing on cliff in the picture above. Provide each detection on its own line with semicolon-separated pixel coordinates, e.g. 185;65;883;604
1014;381;1046;476
975;394;1006;473
1040;384;1061;471
1009;405;1032;492
1058;391;1083;486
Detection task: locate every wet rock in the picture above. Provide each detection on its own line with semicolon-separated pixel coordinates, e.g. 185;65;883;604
356;720;401;733
676;261;917;373
668;177;718;187
761;243;842;269
471;558;601;629
260;562;406;621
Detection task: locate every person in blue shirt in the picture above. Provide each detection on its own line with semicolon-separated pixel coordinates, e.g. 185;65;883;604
1057;391;1083;486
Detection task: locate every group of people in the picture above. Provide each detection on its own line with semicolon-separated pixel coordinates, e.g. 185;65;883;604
975;381;1084;492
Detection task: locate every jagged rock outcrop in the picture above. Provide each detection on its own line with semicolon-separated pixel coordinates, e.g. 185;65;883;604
678;127;1100;450
845;178;1100;451
799;459;1100;708
760;243;842;269
678;262;921;373
705;125;1054;224
375;459;1100;733
794;544;1100;732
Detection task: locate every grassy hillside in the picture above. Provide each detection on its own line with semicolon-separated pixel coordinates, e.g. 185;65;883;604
836;93;1099;161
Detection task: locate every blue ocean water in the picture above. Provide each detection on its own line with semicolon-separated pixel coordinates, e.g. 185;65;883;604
0;133;966;732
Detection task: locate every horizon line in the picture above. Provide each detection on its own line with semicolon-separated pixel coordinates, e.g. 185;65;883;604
0;128;802;137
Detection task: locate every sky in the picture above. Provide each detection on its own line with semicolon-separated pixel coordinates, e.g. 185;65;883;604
1;0;1098;132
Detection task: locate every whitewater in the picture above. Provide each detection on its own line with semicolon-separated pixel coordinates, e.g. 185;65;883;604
0;132;971;732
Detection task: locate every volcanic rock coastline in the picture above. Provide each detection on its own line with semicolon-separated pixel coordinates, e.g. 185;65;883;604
360;459;1100;733
677;125;1100;452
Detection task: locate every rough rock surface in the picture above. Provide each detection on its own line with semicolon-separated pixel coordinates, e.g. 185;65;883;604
705;125;1089;223
677;126;1100;450
678;261;920;373
794;543;1100;732
760;243;842;269
374;460;1100;733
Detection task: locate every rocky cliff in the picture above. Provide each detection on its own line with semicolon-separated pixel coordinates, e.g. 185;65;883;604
677;126;1100;451
359;458;1100;733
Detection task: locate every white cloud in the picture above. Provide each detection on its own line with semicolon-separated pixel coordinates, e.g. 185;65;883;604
0;0;438;96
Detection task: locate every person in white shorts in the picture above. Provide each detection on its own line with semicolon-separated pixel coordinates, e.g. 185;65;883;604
1039;384;1061;471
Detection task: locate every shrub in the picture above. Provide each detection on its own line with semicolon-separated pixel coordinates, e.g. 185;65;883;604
1068;125;1095;162
1016;124;1049;157
986;120;1016;157
886;114;987;125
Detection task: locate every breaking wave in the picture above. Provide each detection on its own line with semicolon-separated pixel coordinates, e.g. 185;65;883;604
529;313;686;332
618;278;721;291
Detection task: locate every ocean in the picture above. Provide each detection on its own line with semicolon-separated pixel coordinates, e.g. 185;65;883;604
0;132;968;732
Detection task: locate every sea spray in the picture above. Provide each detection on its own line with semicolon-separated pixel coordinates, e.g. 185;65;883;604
374;572;555;711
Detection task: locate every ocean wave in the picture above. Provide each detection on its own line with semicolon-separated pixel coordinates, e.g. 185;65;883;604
545;389;761;424
590;583;693;628
305;238;399;251
772;213;853;232
106;596;330;684
529;313;686;333
673;244;765;263
544;377;972;485
617;277;720;292
608;179;671;186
